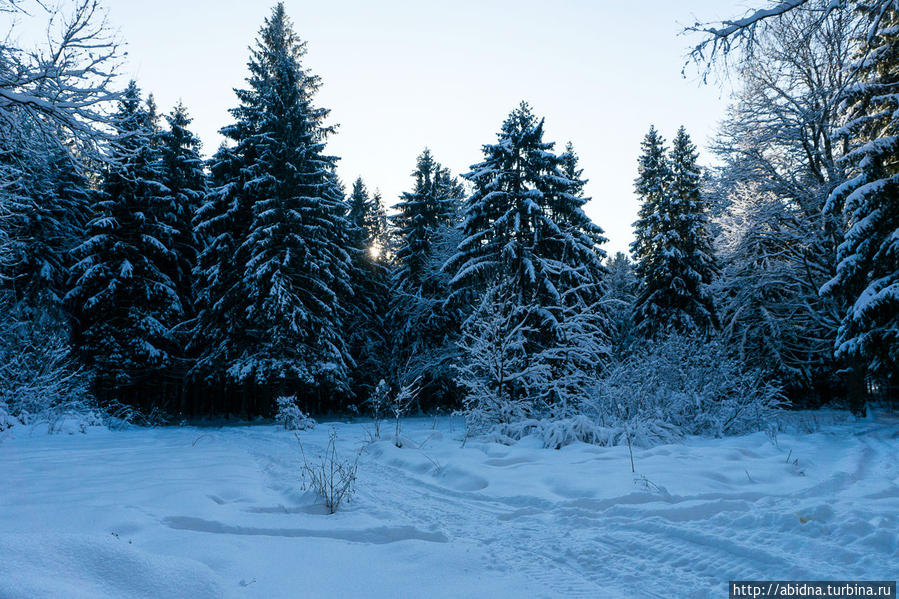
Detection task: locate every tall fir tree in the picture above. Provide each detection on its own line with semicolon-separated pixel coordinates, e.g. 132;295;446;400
449;103;611;414
7;139;91;319
392;149;462;292
604;251;639;354
346;177;391;402
192;4;353;414
556;141;609;305
157;101;206;320
450;106;608;311
191;143;248;411
631;126;718;338
389;149;465;405
822;4;899;409
67;81;181;405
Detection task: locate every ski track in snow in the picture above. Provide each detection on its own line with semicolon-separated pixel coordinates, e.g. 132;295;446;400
1;413;897;598
364;427;897;598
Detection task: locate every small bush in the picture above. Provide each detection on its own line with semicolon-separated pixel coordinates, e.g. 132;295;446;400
391;379;419;448
297;429;360;514
0;317;96;433
365;380;389;439
487;415;605;449
101;400;169;430
0;401;14;432
275;396;315;431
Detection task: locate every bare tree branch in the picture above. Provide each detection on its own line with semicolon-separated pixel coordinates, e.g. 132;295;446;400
0;0;123;166
683;0;851;80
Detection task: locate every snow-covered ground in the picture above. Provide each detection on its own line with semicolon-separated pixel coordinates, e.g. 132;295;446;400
1;412;897;598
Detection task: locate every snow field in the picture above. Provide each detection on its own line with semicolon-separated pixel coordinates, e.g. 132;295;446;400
1;412;897;598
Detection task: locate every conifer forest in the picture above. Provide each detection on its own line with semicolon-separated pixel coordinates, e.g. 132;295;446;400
1;2;897;597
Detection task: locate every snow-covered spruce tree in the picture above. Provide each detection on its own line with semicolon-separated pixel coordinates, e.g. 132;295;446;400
555;142;610;305
345;177;391;403
190;143;248;414
449;103;611;422
192;4;353;415
604;251;639;355
822;3;899;411
392;150;463;284
4;138;92;319
67;81;181;407
157;101;206;321
631;126;718;338
0;129;95;425
389;149;465;407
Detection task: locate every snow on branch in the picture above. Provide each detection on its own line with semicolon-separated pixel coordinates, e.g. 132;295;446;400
0;0;123;163
683;0;848;79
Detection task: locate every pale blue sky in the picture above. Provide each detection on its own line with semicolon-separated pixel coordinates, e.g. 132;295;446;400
109;0;742;255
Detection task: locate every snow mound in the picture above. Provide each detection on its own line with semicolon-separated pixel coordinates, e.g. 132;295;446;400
0;533;224;599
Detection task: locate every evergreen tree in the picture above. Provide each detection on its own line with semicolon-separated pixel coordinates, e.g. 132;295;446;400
556;142;609;305
449;103;611;415
450;105;608;311
6;140;91;319
191;143;248;410
346;177;391;402
822;4;899;409
389;149;465;405
67;81;181;405
157;101;206;319
192;4;353;413
348;178;388;255
392;149;462;292
604;251;639;353
631;126;718;338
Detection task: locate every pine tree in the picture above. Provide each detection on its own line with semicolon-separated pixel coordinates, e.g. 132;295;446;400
389;149;465;405
822;4;899;409
67;81;181;405
192;4;353;413
631;126;718;338
449;103;610;415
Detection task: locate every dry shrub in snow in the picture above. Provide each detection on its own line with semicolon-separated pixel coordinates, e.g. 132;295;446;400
365;379;389;439
391;379;419;448
297;429;360;514
0;401;14;432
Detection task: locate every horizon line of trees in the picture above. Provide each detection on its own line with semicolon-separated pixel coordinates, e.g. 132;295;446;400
1;0;895;425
